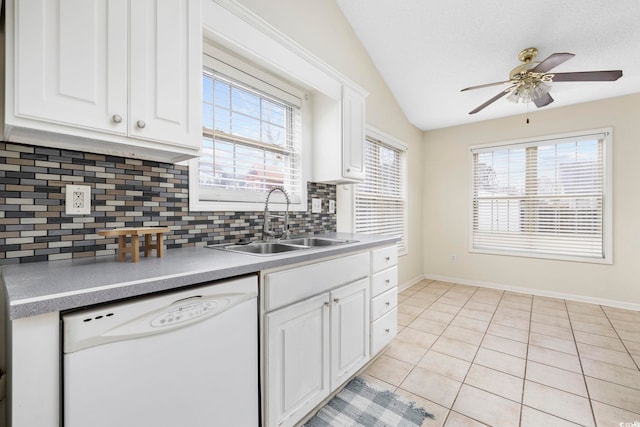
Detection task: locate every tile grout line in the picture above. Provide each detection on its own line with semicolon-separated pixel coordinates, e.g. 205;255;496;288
586;304;640;418
400;281;466;426
442;284;504;427
565;298;598;427
517;290;534;427
527;297;607;426
392;281;478;426
392;279;440;392
600;306;640;372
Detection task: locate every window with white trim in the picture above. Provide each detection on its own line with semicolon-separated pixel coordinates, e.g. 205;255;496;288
190;46;307;211
355;130;408;254
470;129;612;263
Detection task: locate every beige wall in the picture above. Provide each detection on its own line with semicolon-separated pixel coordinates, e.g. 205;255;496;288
236;0;425;286
423;93;640;306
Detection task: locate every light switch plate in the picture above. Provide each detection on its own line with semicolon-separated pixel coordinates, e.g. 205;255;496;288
328;200;336;214
66;184;91;215
311;198;322;213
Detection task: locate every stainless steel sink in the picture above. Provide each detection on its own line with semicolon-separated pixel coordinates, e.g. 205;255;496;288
218;242;304;255
206;237;357;256
280;237;354;247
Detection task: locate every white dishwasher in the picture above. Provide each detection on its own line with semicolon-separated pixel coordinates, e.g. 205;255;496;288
62;275;259;427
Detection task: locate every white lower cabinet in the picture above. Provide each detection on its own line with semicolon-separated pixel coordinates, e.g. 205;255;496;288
266;293;330;427
262;244;398;427
263;255;371;427
330;278;370;390
370;245;399;354
371;308;398;355
371;287;398;321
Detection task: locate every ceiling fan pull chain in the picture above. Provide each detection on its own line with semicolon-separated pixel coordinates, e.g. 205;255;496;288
526;103;530;124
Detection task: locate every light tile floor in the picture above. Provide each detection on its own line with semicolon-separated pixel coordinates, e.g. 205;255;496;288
362;280;640;427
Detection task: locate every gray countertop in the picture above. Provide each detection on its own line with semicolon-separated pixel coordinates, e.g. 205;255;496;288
2;233;397;320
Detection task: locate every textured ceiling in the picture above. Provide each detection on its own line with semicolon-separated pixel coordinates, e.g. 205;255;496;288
335;0;640;130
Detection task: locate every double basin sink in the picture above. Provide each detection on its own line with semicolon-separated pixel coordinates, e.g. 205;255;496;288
207;237;356;256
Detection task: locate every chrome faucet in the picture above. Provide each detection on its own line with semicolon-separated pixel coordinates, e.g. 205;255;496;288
263;186;291;240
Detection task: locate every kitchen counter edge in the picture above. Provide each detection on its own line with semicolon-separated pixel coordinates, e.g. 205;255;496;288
2;233;398;320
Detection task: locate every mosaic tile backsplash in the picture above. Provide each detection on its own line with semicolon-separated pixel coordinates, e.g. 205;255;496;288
0;142;337;265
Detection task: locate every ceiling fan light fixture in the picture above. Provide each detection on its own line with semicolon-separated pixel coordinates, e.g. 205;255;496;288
506;81;551;104
463;48;622;115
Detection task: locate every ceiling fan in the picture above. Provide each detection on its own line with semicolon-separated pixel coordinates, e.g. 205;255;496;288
462;47;623;114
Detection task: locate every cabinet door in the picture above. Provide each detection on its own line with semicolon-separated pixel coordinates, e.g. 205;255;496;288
266;293;331;427
12;0;128;133
129;0;201;148
342;85;366;181
330;278;370;389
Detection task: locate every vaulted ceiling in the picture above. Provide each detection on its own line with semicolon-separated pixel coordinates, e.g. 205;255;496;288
336;0;640;130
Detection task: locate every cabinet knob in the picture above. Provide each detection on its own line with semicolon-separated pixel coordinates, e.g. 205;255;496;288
384;328;390;333
385;301;390;307
346;168;351;173
385;279;390;284
111;114;123;124
385;256;390;262
136;120;146;129
324;301;330;307
333;298;340;304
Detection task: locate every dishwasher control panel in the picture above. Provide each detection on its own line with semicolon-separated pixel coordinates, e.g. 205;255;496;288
151;300;219;327
62;276;258;354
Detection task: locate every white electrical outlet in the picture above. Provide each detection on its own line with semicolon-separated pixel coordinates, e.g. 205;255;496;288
312;198;322;213
66;184;91;215
328;200;335;214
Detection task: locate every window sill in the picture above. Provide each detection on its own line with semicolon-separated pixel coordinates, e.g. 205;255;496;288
468;248;612;265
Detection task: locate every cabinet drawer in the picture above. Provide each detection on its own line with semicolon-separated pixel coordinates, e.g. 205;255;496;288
371;246;397;273
371;288;397;321
371;266;398;297
370;308;397;356
265;252;370;311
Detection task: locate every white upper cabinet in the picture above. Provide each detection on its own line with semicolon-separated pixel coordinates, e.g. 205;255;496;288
312;83;367;184
129;1;201;146
4;0;202;163
11;0;128;135
341;85;366;181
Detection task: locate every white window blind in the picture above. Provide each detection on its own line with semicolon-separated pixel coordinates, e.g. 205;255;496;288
199;54;303;205
355;134;407;253
471;130;611;262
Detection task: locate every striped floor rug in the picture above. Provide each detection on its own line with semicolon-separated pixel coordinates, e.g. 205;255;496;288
304;377;434;427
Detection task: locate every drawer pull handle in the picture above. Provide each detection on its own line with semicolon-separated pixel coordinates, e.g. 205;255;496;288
385;256;390;262
333;298;340;304
385;301;390;307
385;279;390;284
384;328;390;333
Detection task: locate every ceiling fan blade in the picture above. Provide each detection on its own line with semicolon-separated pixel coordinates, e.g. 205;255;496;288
534;92;554;108
468;90;508;114
551;70;623;82
461;81;510;92
530;52;575;73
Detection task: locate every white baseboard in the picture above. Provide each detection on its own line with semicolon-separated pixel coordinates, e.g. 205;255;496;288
422;273;640;312
399;274;426;293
